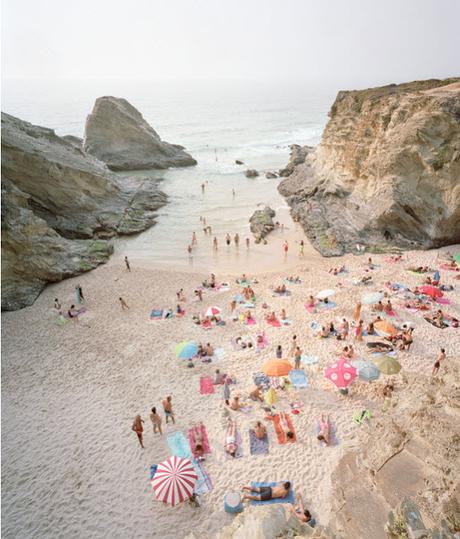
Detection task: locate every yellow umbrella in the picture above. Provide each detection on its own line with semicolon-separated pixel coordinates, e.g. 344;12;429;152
374;320;398;336
262;359;293;377
264;387;278;406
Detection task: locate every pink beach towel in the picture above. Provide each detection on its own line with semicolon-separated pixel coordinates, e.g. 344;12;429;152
436;298;451;305
384;310;397;317
189;424;211;457
266;319;281;327
200;377;215;394
201;320;212;330
246;317;257;326
304;304;316;314
440;264;458;271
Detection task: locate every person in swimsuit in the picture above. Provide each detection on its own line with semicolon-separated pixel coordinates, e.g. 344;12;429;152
162;396;175;424
124;256;130;271
283;241;289;257
432;348;446;375
299;240;304;258
54;298;61;310
246;238;250;249
149;407;162;435
242;481;291;502
132;415;145;448
249;386;264;402
225;419;238;457
317;414;331;445
291;494;314;525
226;234;231;246
67;304;79;321
213;236;218;250
355;320;364;341
294;347;302;369
234;233;239;247
254;421;267;440
119;297;129;310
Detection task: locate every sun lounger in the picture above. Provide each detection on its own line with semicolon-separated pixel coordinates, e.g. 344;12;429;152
249;481;295;505
167;431;192;458
249;429;269;455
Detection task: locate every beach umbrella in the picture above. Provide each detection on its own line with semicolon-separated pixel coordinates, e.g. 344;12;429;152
351;359;380;382
265;387;278;406
454;254;460;263
374;320;398;337
262;359;293;377
362;292;384;305
316;289;335;300
419;285;443;299
324;358;357;388
374;355;401;375
151;456;197;506
233;294;244;303
205;306;221;317
175;341;198;359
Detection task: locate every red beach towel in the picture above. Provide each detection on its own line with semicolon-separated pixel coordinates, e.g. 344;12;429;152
200;377;215;394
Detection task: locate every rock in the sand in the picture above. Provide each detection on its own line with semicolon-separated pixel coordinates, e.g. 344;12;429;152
278;78;460;256
249;206;275;243
245;169;259;178
1;112;167;310
265;171;278;179
235;159;244;165
84;96;197;171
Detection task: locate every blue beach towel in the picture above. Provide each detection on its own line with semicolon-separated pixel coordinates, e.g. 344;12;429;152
289;370;308;388
167;431;192;459
301;355;318;365
250;481;295;505
317;301;336;310
249;430;269;455
149;464;158;479
192;459;213;495
316;423;339;446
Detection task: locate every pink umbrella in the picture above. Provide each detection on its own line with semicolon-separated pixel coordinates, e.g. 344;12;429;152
324;358;357;389
151;456;197;506
205;306;221;317
419;285;443;298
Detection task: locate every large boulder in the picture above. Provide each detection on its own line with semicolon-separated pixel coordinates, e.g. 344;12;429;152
249;206;276;243
1;112;167;310
245;169;259;178
83;96;197;171
278;78;460;256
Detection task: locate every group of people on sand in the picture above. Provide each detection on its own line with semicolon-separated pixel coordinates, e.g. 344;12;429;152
132;396;175;448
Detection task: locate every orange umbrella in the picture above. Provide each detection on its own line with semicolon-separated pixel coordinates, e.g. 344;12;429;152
374;320;398;336
262;359;293;377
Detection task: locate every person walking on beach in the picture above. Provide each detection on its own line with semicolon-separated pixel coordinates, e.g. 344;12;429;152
54;298;61;311
201;182;205;193
75;284;84;304
298;240;304;259
283;241;289;259
234;233;240;248
119;297;129;310
162;396;175;424
150;407;163;435
213;236;218;251
432;348;446;376
192;231;197;246
132;415;145;448
124;256;131;271
226;233;231;247
187;245;193;256
246;238;250;249
294;346;302;369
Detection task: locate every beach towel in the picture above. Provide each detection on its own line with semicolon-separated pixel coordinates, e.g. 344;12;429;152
249;482;295;505
64;306;87;319
256;334;269;350
436;297;451;305
253;372;270;389
384;310;397;317
201;320;212;330
289;370;308;388
301;355;318;366
266;318;281;327
249;429;269;455
192;459;213;495
281;319;292;326
225;428;243;459
189;424;211;457
317;301;336;310
440;264;458;271
167;431;192;458
246;317;257;326
242;302;255;309
268;413;297;444
316;422;339;446
200;377;215;394
272;290;291;297
424;317;448;329
304;303;317;314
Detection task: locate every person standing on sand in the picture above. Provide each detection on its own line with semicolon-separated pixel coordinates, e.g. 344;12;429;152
353;302;361;322
234;233;240;248
283;241;289;258
132;415;145;448
201;183;205;193
294;346;302;369
232;188;236;198
213;237;218;251
226;234;231;247
187;245;193;256
150;407;162;435
76;284;84;304
432;348;446;376
124;256;131;271
246;238;250;249
355;320;364;341
299;240;304;259
162;396;175;424
54;298;61;311
119;297;129;310
192;231;197;246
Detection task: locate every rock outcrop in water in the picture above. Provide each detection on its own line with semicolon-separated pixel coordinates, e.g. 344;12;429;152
245;169;259;178
83;96;197;171
279;79;460;256
249;206;275;243
1;112;167;310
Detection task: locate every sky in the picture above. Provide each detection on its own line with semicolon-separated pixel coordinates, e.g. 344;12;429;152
2;0;460;88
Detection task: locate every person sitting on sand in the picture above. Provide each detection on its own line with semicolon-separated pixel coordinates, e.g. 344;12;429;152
280;308;287;321
176;304;185;315
383;300;393;314
276;345;283;358
228;395;241;411
399;328;414;350
317;414;331;445
373;301;384;312
366;321;375;335
320;326;329;339
67;304;79;320
225;419;238;457
214;369;225;384
266;311;278;323
306;295;315;307
250;386;264;402
132;415;145;448
245;310;254;323
254;421;267;440
291;494;314;525
205;343;214;356
242;481;291;502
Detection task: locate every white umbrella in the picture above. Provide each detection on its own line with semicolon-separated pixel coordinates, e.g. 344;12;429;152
316;289;335;300
362;292;384;305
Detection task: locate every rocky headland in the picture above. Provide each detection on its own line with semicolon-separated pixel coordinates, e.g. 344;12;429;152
279;78;460;256
1;112;167;310
84;96;197;171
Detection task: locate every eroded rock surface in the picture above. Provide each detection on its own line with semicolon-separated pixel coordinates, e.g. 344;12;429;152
249;206;276;243
279;79;460;256
84;96;196;171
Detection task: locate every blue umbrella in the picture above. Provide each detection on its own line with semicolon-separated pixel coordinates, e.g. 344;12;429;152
175;341;199;359
234;294;244;303
351;360;380;382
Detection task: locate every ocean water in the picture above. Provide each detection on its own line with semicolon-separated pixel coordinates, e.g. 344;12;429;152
2;79;335;272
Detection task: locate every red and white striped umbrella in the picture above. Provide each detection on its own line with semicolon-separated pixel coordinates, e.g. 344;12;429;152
151;456;197;506
205;306;221;317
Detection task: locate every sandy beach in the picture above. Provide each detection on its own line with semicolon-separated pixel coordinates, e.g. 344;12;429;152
2;244;459;538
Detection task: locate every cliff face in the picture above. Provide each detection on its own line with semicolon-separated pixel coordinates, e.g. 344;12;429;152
1;112;167;310
84;96;197;171
279;79;460;256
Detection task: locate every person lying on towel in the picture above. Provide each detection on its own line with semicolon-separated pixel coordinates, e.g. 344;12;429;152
242;481;291;502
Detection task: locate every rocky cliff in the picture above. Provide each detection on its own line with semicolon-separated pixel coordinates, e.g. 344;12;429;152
279;79;460;256
1;112;167;310
84;96;197;171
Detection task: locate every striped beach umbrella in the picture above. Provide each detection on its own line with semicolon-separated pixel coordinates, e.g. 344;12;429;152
324;358;357;388
205;306;221;317
151;456;197;506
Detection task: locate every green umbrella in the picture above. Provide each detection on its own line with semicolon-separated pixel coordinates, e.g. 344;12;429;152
374;355;401;375
454;253;460;263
